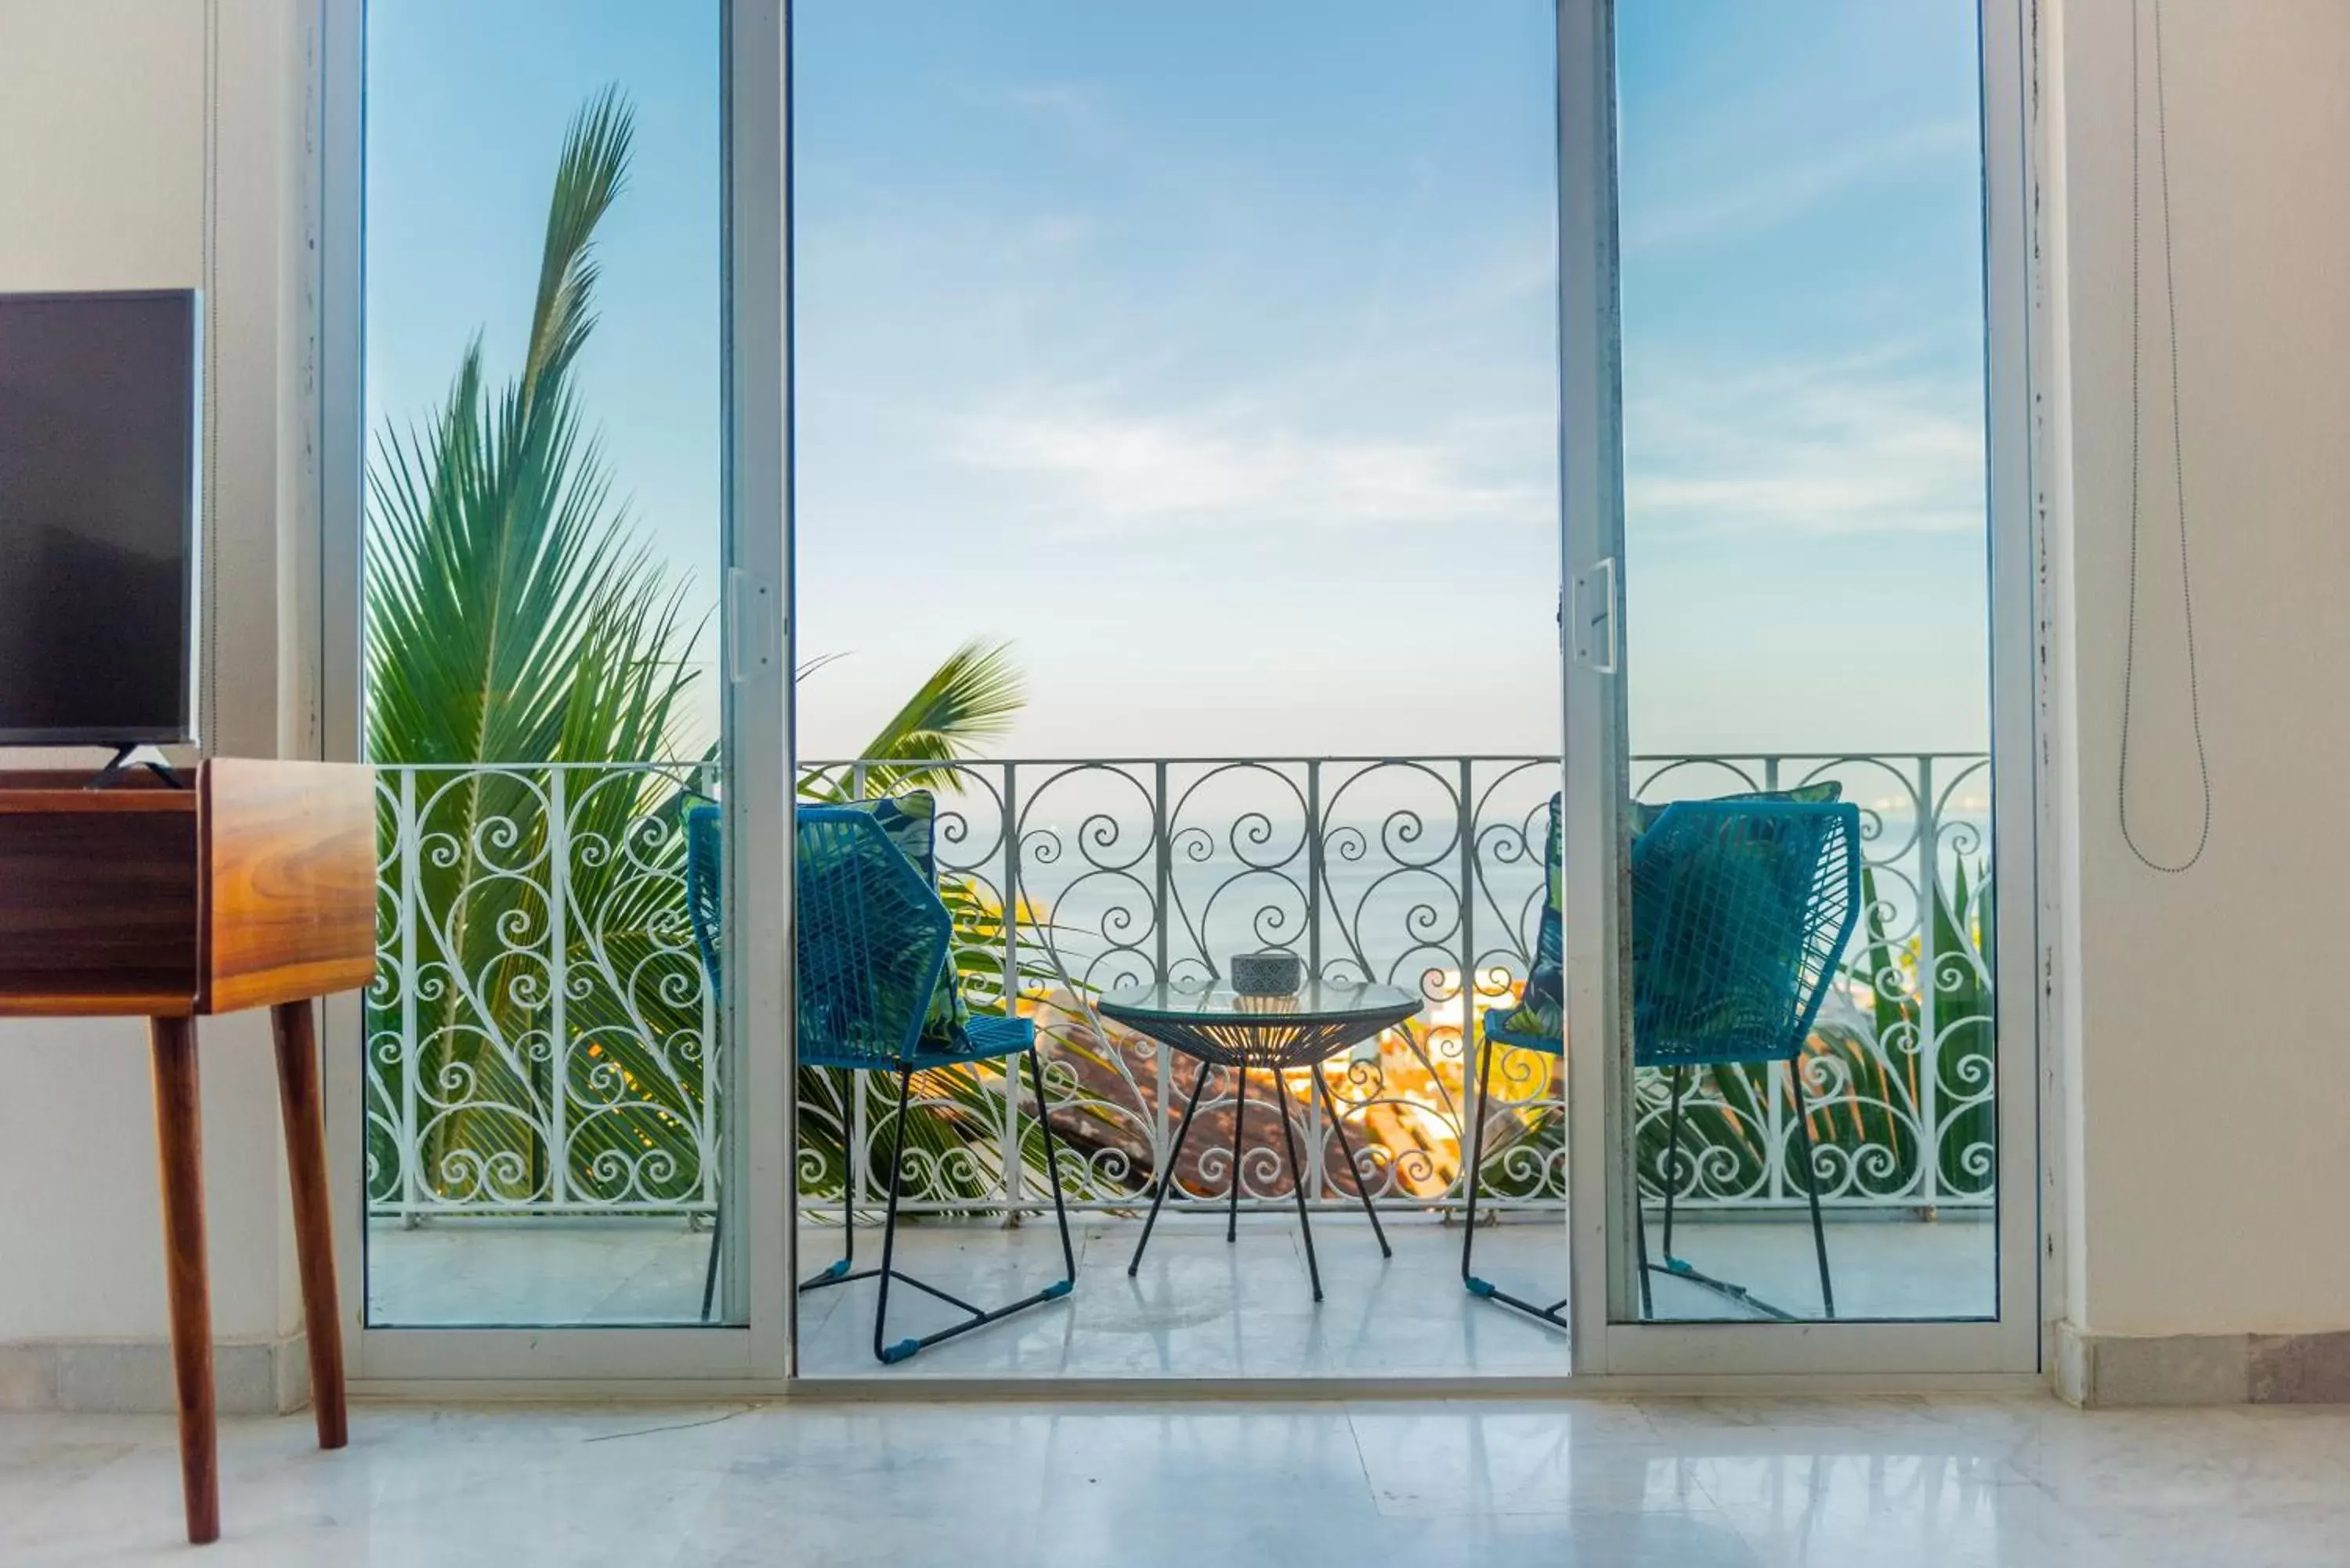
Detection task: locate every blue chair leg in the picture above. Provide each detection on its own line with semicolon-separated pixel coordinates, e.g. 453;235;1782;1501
1661;1064;1688;1264
1636;1176;1654;1318
704;1150;861;1322
1790;1069;1837;1319
796;1175;857;1293
1643;1061;1823;1322
1028;1048;1079;1284
1461;1037;1490;1286
866;1057;1079;1365
700;1205;721;1321
871;1067;916;1361
1459;1037;1568;1331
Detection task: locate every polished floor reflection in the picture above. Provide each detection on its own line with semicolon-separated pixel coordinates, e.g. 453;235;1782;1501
794;1216;1570;1378
9;1395;2348;1566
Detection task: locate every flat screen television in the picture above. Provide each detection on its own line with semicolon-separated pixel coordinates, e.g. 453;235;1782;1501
0;289;200;746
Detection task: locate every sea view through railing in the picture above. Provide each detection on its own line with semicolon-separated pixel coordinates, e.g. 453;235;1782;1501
364;753;1994;1227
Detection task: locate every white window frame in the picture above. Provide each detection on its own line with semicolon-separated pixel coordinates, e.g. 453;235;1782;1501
1557;0;2043;1378
316;0;797;1392
313;0;2041;1393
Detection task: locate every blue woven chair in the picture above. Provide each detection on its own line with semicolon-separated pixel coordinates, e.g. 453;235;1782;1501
685;804;1076;1361
1461;799;1862;1324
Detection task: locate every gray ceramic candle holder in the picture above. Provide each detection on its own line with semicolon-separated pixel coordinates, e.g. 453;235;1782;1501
1230;949;1303;997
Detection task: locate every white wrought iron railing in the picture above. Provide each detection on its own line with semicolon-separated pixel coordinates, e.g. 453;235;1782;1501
365;753;1993;1224
366;761;723;1219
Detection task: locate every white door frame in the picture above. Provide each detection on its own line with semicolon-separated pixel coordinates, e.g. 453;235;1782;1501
316;0;797;1389
1558;0;2042;1378
311;0;2040;1393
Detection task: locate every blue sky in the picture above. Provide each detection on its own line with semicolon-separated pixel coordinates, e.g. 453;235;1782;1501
1614;2;1990;757
367;1;1989;765
365;0;722;662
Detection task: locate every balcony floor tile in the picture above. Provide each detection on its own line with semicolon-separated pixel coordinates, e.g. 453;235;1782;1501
365;1210;1992;1376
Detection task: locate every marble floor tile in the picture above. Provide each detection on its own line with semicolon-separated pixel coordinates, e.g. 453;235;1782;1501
1346;1402;1714;1516
9;1396;2350;1567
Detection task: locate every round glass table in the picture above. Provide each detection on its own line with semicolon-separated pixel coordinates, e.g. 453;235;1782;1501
1096;977;1421;1301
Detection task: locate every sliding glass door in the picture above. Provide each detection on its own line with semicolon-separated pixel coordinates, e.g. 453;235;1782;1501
316;0;2033;1389
786;0;1570;1382
321;0;790;1382
1560;0;2037;1372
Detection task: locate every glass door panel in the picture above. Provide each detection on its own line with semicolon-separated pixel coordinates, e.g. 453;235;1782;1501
358;0;737;1328
1601;0;2001;1328
787;0;1568;1380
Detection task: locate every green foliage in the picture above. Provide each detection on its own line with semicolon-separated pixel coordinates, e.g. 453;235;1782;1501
1629;860;1997;1206
367;89;711;1206
802;640;1025;802
365;89;1046;1216
1467;858;1998;1212
365;85;1997;1228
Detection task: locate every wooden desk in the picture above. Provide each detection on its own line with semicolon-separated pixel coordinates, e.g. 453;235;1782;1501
0;759;374;1545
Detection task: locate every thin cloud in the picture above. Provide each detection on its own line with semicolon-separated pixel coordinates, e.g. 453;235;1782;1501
949;402;1553;536
1625;349;1987;537
962;80;1118;145
1624;119;1979;251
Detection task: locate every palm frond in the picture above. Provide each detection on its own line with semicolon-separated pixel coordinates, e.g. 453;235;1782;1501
367;89;712;1199
524;85;633;408
820;638;1025;797
363;88;1047;1220
365;85;663;775
795;650;851;682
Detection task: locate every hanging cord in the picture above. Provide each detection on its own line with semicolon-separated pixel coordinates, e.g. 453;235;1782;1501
2117;0;2212;874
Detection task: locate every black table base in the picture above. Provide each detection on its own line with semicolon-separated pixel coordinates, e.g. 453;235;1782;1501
1124;1063;1392;1301
1101;981;1419;1304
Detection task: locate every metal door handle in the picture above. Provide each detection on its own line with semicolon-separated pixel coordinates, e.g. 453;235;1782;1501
1572;556;1618;675
725;567;776;683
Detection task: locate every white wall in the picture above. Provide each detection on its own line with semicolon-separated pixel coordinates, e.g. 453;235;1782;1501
0;2;204;284
2045;0;2350;1341
0;0;316;1409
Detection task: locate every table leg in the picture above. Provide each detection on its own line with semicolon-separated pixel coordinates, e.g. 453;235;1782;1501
271;999;348;1449
1271;1082;1322;1302
1226;1067;1247;1243
1128;1064;1211;1277
149;1016;219;1545
1314;1070;1390;1258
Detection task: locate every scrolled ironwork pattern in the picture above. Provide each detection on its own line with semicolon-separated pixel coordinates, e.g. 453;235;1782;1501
1625;755;1995;1211
364;752;1993;1223
367;761;721;1219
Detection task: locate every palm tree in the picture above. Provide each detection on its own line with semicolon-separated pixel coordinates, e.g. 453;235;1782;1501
366;88;1046;1219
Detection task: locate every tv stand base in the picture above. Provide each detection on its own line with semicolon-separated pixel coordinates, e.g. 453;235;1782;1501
87;743;189;791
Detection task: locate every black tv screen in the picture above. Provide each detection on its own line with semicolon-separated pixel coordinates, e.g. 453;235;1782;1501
0;290;199;745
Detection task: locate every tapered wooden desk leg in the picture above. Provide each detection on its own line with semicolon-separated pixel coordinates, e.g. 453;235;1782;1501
149;1016;219;1546
271;999;348;1451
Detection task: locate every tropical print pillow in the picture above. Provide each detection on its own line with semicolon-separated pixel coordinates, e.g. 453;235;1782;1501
1495;782;1843;1044
1499;794;1567;1042
1625;779;1842;838
837;789;971;1053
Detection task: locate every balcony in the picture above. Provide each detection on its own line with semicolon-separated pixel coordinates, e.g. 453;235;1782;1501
363;751;1995;1371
